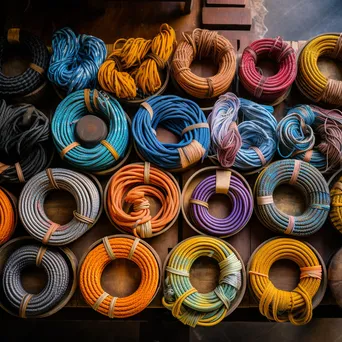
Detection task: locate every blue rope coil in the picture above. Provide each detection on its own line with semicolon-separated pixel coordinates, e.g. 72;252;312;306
132;95;210;170
52;89;129;172
254;159;330;236
234;98;277;171
48;27;106;94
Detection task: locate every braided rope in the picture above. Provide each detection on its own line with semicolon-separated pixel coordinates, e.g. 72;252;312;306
79;236;160;318
2;245;69;317
0;188;16;245
249;238;322;325
330;176;342;233
254;160;330;236
48;27;106;94
19;168;101;245
52;89;129;172
162;236;243;327
0;100;50;183
0;29;49;98
132;95;210;170
172;29;236;99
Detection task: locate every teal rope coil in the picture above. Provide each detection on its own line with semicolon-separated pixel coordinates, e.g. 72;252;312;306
48;27;106;94
52;89;129;172
254;159;330;236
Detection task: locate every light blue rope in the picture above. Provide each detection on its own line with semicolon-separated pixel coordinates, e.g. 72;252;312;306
233;98;277;171
48;27;106;94
132;95;210;170
52;89;129;172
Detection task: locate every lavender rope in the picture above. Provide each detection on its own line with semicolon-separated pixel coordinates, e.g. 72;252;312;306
189;174;253;236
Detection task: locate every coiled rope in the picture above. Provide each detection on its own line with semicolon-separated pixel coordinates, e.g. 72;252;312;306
48;27;106;94
172;28;236;99
52;89;129;172
330;176;342;233
249;238;322;325
79;236;160;318
162;236;243;327
98;24;176;99
254;160;330;236
0;28;49;98
239;37;296;103
0;188;16;245
234;98;277;171
189;169;253;237
0;100;50;184
277;105;342;173
106;163;180;238
19;168;101;246
132;95;210;170
3;245;69;317
297;33;342;106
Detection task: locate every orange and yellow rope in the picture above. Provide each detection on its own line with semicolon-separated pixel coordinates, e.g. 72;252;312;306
330;177;342;233
0;188;16;245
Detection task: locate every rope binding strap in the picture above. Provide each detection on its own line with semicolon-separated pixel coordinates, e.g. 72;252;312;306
249;238;323;325
254;159;330;236
239;37;297;104
0;28;49;98
79;236;160;318
19;168;101;245
52;89;129;173
132;95;210;170
0;100;51;184
297;33;342;106
2;245;70;318
162;236;244;327
172;28;236;99
106;163;180;238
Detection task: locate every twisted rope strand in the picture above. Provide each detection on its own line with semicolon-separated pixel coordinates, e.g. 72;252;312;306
0;188;16;245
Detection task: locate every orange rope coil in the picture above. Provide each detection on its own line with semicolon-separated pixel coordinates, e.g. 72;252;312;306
106;163;180;238
79;236;160;318
98;24;176;99
0;187;16;245
172;28;236;98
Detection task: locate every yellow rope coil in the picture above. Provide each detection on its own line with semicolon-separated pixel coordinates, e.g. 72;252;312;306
330;177;342;233
297;33;342;106
249;238;322;326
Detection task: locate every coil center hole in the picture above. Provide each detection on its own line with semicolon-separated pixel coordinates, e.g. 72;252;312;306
21;265;48;294
318;57;342;81
156;126;181;144
190;256;220;293
208;194;232;219
273;184;306;216
2;45;31;77
190;58;219;78
269;259;300;291
101;259;142;297
44;190;77;225
256;57;279;77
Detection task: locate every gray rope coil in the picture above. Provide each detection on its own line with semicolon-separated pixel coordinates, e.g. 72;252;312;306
254;159;330;236
19;168;101;245
2;245;69;317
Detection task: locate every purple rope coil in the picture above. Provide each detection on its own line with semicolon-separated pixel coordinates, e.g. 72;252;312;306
189;174;253;236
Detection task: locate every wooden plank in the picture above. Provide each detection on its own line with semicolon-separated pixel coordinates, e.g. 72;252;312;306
206;0;247;7
202;7;252;30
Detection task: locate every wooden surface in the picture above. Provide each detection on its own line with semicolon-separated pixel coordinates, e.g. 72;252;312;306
206;0;247;6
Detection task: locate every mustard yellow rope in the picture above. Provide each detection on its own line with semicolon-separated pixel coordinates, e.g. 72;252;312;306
297;33;342;106
330;177;342;233
249;238;322;326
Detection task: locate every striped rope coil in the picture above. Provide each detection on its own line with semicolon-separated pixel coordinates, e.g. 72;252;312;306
0;28;49;98
19;168;101;245
0;188;16;245
330;176;342;233
48;27;106;94
79;236;160;318
132;95;210;170
297;33;342;106
52;89;129;172
254;159;330;236
106;163;180;238
0;100;50;183
277;105;342;173
249;238;322;325
239;37;297;103
162;236;243;327
2;245;69;317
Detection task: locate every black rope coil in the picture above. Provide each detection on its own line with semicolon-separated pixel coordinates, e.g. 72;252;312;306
0;100;50;184
2;245;69;317
0;29;49;98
